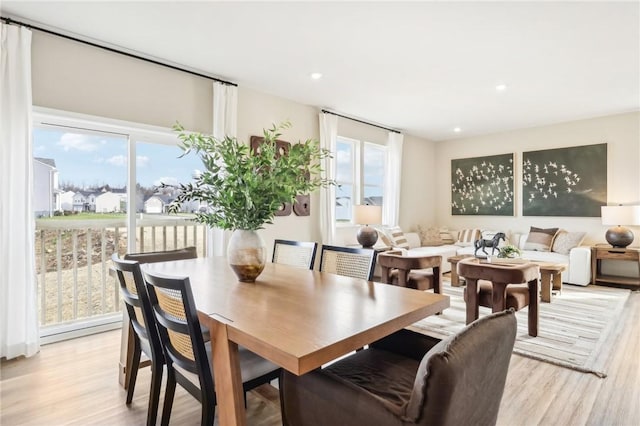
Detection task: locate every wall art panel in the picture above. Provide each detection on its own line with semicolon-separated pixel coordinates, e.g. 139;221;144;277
451;153;514;216
522;143;607;217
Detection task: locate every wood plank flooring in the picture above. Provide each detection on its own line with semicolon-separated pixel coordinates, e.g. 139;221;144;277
2;291;638;426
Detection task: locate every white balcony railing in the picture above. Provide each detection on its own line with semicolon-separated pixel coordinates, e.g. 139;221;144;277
35;216;208;330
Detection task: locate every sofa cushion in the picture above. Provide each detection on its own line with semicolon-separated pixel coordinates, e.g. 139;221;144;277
417;225;443;246
455;228;481;247
522;227;559;252
552;230;586;255
440;229;455;245
386;226;411;249
377;228;394;247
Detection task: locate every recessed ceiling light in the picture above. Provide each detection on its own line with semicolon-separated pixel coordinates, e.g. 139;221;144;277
495;84;507;91
310;72;323;80
453;127;462;133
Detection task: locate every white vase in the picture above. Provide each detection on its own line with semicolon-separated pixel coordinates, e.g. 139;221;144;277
227;229;266;282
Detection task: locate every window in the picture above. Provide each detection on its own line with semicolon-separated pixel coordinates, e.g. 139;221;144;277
31;108;206;340
335;136;386;223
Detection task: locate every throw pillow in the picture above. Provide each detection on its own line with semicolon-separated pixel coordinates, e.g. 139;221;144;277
523;227;559;252
439;228;455;245
552;230;586;255
386;226;410;249
455;228;482;247
417;225;443;246
376;227;393;247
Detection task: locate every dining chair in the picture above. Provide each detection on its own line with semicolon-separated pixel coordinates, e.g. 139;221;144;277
112;254;165;426
118;246;199;416
123;246;198;264
142;270;281;426
318;245;376;281
377;251;442;293
280;309;517;426
272;239;318;270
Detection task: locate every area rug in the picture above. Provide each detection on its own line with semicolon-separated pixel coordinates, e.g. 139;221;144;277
408;282;631;378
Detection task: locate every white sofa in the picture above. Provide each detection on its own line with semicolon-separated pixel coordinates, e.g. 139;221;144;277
402;232;592;286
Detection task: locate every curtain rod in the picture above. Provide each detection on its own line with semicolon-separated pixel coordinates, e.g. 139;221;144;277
1;16;237;87
321;109;401;134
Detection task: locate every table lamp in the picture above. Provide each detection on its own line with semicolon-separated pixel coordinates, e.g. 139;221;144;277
354;205;382;248
601;205;640;248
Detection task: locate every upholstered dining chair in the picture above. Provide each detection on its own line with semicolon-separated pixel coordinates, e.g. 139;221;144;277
112;254;165;426
318;245;376;281
377;251;442;293
457;258;540;337
143;270;281;426
280;309;517;426
272;239;318;270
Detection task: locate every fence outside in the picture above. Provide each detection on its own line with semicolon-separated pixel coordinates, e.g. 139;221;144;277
35;216;208;329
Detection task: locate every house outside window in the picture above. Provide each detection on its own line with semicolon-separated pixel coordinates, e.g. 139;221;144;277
335;136;386;223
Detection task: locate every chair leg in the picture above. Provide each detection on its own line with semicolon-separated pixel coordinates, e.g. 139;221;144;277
160;368;176;426
201;391;216;426
146;361;163;426
126;338;142;404
528;279;539;337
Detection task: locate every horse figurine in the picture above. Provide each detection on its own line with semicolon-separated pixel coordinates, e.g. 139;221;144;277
474;232;506;257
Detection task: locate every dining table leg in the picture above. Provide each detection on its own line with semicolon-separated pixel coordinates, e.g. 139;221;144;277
209;319;246;426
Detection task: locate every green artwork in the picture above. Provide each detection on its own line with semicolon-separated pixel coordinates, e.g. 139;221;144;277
451;153;514;216
522;143;607;217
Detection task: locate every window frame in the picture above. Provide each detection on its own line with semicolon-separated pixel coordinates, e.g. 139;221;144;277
334;135;386;225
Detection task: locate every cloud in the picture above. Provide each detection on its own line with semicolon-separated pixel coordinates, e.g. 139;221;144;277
136;155;150;167
57;133;100;152
106;155;127;166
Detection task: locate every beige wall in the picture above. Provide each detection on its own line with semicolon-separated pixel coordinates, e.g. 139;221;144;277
29;30;434;258
31;31;212;133
37;29;636;252
434;112;640;244
236;87;322;255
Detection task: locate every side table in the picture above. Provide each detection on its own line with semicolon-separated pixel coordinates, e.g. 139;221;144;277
447;254;473;287
591;246;640;287
535;262;566;303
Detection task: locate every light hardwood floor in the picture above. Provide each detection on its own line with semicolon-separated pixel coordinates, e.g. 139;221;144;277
2;291;638;426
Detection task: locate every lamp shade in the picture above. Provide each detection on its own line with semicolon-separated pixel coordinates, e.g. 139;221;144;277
353;205;382;225
601;206;640;226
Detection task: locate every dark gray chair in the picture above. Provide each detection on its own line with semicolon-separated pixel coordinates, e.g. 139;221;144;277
280;309;517;426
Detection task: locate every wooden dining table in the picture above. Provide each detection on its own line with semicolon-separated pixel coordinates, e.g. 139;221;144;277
143;256;450;426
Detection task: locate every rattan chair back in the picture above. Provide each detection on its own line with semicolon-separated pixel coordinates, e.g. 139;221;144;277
319;245;376;281
272;239;318;270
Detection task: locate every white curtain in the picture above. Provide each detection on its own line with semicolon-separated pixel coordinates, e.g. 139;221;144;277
0;23;40;359
383;131;404;226
209;82;238;256
319;113;338;244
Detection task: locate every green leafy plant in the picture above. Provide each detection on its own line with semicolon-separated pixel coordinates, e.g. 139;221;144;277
497;244;522;258
167;121;333;230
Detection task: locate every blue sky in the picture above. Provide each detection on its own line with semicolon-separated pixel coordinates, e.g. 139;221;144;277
33;127;203;189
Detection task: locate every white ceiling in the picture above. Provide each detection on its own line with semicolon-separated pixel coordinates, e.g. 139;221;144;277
2;1;639;141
